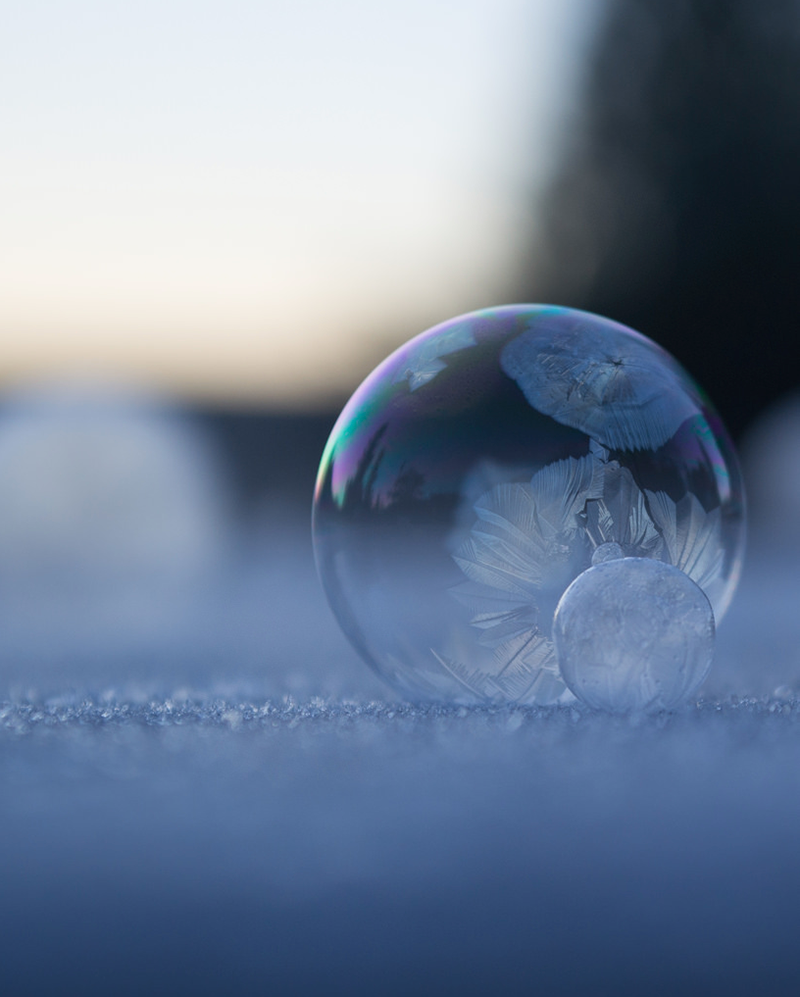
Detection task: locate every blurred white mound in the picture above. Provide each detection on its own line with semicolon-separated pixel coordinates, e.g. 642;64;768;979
0;379;234;647
740;393;800;550
706;394;800;698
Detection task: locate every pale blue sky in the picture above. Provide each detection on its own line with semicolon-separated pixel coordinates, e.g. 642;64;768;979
1;0;596;404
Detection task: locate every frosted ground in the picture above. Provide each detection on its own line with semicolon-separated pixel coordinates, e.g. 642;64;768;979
0;390;799;996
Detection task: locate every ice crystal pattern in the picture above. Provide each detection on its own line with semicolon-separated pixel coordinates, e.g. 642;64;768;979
501;319;700;451
392;324;477;391
451;446;725;700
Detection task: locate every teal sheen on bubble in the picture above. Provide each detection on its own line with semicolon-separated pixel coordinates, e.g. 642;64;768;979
312;306;745;706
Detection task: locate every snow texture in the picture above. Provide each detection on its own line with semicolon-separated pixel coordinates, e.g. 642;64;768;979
3;680;800;996
0;505;798;997
0;394;798;996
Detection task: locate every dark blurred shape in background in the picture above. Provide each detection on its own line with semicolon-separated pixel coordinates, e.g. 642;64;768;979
195;409;335;517
514;0;800;439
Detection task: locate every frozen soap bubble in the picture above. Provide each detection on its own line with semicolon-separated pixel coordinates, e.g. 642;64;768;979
312;305;745;705
553;558;715;713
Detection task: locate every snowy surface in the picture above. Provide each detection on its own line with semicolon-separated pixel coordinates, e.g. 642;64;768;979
4;693;800;997
1;392;800;996
1;506;800;997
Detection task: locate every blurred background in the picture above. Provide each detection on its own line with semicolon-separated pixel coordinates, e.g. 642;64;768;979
1;0;599;686
4;4;800;994
2;0;799;686
4;0;799;501
2;0;590;414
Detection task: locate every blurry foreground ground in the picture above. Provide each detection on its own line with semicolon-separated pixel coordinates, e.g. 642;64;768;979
0;391;798;996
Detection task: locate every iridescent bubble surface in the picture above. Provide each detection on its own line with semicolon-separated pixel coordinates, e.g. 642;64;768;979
312;305;745;705
553;558;716;713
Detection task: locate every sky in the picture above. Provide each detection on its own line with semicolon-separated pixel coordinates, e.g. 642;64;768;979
1;0;595;407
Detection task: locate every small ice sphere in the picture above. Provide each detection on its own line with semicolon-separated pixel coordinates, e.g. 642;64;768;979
553;558;715;713
312;305;745;705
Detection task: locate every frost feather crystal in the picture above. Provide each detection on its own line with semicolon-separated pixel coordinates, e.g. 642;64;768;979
312;306;745;710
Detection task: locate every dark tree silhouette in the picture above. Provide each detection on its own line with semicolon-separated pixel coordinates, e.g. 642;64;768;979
389;464;426;506
342;423;389;512
515;0;800;437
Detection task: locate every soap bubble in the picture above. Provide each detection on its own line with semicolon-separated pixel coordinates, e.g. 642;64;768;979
553;557;715;713
312;305;745;705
